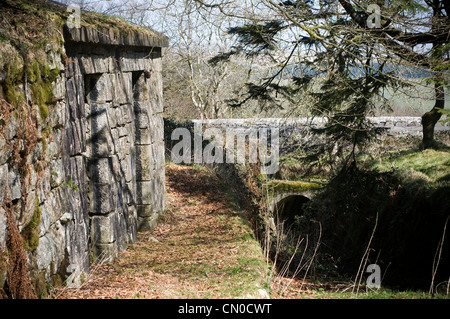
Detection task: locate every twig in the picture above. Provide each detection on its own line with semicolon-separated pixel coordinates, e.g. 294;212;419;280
300;221;322;291
279;236;305;294
54;246;110;299
429;215;449;296
352;212;378;296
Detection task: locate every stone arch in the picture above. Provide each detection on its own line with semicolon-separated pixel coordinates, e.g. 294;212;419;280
273;194;310;227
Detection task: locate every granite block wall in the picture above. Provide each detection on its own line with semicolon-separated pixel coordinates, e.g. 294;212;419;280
0;24;167;294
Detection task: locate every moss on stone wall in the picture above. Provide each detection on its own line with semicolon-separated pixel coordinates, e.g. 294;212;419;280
21;196;41;252
0;48;26;108
0;2;62;116
263;180;321;195
1;0;162;43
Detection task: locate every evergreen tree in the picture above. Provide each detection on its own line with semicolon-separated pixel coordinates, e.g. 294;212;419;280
208;0;449;150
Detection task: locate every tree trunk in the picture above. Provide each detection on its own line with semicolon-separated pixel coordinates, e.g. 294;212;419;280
422;1;446;149
421;82;444;149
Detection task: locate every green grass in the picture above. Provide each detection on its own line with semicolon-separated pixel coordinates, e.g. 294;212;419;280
368;148;450;183
313;288;449;299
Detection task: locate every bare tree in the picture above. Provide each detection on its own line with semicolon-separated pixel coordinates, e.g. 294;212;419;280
63;0;263;120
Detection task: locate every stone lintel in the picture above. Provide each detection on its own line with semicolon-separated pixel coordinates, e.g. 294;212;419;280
63;25;169;49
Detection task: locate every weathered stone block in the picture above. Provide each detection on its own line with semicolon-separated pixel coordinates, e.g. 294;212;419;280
118;125;129;138
90;103;110;130
65;56;80;79
137;213;158;232
121;54;149;72
120;103;134;124
66;219;90;271
91;242;117;263
135;116;164;145
86;73;114;103
134;100;150;115
91;210;133;258
125;123;135;143
136;204;153;218
117;137;130;161
125;181;136;205
49;159;64;188
35;168;50;204
151;115;164;142
107;107;118;129
135;145;152;181
126;206;138;242
0;208;6;250
135;128;151;145
113;107;124;126
20;190;37;229
151;167;166;213
63;118;86;157
52;74;66;101
91;214;115;245
8;167;21;201
122;154;134;183
151;141;165;170
0;137;12;166
90;105;114;157
48;46;65;71
0;164;8;205
50;101;65;129
6;116;19;140
132;73;150;102
90;157;113;184
91;183;116;214
65;75;85;120
136;181;152;205
107;128;118;155
79;55;113;74
150;93;164;115
64;156;87;190
46;132;63;161
109;154;120;178
35;226;66;272
113;72;132;105
40;186;71;235
134;111;150;130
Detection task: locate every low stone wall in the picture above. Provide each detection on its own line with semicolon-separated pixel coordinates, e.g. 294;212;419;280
194;116;449;130
192;116;449;155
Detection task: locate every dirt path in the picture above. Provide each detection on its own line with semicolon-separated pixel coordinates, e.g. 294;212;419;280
55;163;268;299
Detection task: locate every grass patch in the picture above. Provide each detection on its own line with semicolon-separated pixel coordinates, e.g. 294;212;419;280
262;180;322;197
313;288;449;299
368;148;450;183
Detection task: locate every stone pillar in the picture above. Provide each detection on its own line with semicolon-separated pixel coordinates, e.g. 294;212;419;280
87;71;138;261
133;59;165;230
133;72;156;230
78;46;165;261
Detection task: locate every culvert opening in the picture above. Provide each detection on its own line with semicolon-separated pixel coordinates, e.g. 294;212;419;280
274;195;310;228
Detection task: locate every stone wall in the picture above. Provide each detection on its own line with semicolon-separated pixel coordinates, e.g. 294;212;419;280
64;31;167;263
0;9;168;296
